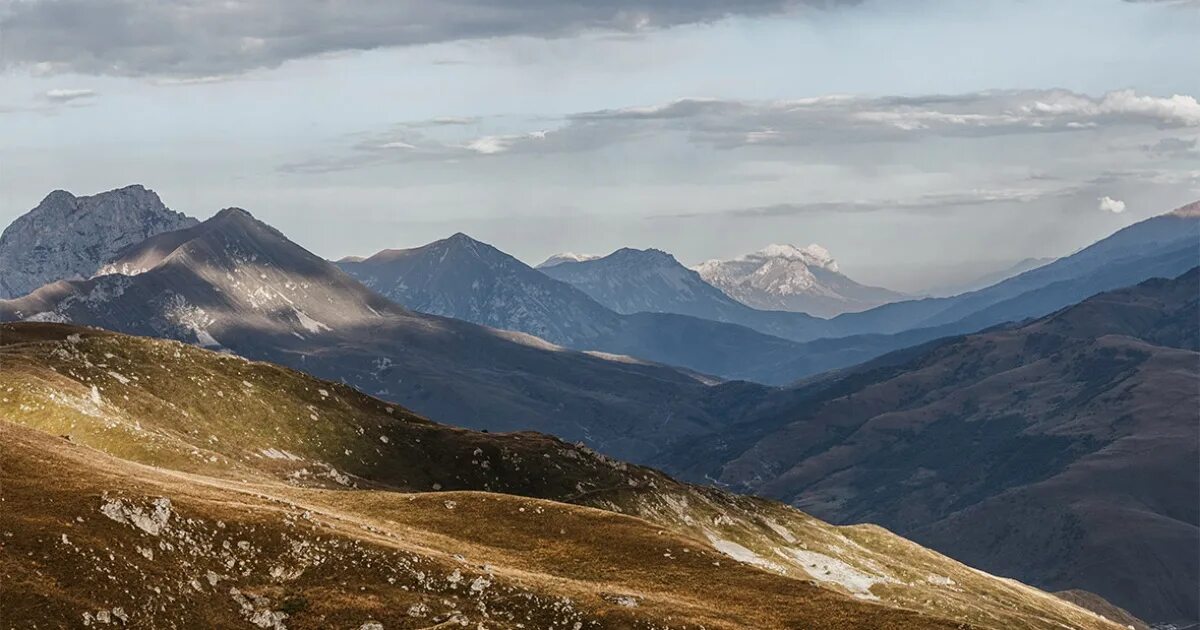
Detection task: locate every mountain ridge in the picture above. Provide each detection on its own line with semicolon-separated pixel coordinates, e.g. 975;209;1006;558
657;268;1200;624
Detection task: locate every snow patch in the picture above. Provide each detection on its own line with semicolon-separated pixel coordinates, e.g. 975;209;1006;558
777;547;893;600
704;532;786;573
291;307;330;334
260;448;303;461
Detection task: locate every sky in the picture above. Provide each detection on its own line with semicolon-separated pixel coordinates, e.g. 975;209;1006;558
1;0;1198;292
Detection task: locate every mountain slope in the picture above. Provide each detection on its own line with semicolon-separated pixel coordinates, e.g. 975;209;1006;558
0;185;197;299
0;209;735;462
659;269;1200;624
695;243;906;317
0;322;1128;630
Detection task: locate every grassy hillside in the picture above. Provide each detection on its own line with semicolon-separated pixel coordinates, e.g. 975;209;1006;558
0;322;1130;630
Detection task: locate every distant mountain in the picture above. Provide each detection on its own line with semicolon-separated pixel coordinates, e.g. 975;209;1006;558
695;244;906;317
338;235;842;385
0;185;197;299
828;202;1200;337
926;257;1057;297
535;251;599;268
0;208;734;462
0;321;1125;630
338;234;621;348
660;269;1200;625
541;247;757;317
540;246;836;342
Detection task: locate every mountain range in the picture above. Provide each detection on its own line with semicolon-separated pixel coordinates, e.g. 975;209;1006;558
0;321;1137;630
1;184;1197;625
0;207;742;462
337;233;896;385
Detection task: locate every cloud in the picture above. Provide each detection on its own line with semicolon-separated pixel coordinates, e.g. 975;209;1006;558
1098;195;1127;213
42;88;96;102
570;90;1200;150
666;186;1083;219
283;89;1200;173
1;0;858;78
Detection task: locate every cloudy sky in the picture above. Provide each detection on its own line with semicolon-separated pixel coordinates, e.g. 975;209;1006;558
2;0;1198;291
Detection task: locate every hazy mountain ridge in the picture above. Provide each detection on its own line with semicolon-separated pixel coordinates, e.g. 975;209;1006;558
0;321;1131;630
658;269;1200;624
826;202;1200;337
926;257;1057;297
0;185;198;299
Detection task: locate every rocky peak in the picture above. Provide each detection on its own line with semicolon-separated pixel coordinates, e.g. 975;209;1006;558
0;185;198;299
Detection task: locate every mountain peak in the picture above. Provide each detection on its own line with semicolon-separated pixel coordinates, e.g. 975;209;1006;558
40;189;76;204
609;247;679;266
536;252;599;269
211;206;257;223
695;244;902;317
0;185;197;299
752;243;838;271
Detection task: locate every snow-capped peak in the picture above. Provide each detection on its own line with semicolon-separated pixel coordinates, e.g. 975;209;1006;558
693;242;902;317
746;243;838;272
536;252;600;268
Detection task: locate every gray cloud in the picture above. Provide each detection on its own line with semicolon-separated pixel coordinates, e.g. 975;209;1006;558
2;0;855;77
1144;136;1200;159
